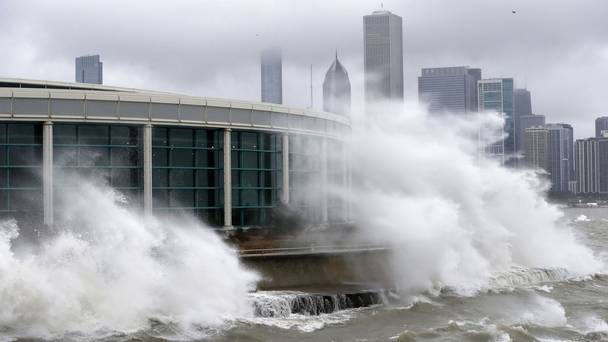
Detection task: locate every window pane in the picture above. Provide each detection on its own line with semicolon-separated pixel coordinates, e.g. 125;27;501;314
153;168;168;188
54;125;77;144
241;170;258;187
170;189;194;208
241;189;258;206
170;149;193;167
79;147;109;166
169;128;193;147
8;124;40;144
169;169;194;187
152;148;168;167
111;148;136;167
79;125;109;145
241;132;258;149
111;126;138;146
111;168;139;188
9;146;41;166
242;151;258;168
152;127;168;146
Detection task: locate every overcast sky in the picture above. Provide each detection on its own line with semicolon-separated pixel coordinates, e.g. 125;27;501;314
1;0;606;137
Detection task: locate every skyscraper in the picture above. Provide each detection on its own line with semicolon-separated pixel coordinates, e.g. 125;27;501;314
75;55;103;84
363;10;403;106
478;78;515;156
518;114;545;163
524;123;574;194
595;116;608;138
260;49;282;104
322;52;351;116
513;88;532;153
546;123;574;193
418;66;481;114
576;137;608;194
524;126;550;171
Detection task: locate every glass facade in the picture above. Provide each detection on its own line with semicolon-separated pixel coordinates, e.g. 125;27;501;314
152;127;223;226
231;131;282;226
53;124;143;208
289;134;323;223
327;139;347;223
0;123;43;223
0;120;348;229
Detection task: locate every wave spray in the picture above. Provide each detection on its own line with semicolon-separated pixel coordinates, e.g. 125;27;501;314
0;181;258;339
348;103;603;296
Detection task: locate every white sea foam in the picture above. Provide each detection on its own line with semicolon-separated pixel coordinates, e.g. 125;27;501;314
347;103;604;297
0;182;258;340
575;214;591;222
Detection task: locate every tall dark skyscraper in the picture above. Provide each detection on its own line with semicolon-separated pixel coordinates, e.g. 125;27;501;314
363;10;403;106
595;116;608;137
513;88;532;153
75;55;103;84
576;137;608;194
417;66;481;114
260;49;282;104
322;53;351;116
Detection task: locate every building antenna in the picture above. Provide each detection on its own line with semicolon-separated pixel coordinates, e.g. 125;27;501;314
310;64;314;108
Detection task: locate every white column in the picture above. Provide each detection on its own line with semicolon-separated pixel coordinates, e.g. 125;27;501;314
143;124;153;218
321;138;328;224
43;121;53;226
223;128;232;229
282;133;289;204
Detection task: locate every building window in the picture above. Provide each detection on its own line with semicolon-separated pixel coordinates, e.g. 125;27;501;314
231;131;282;226
152;127;223;227
0;123;43;224
327;139;347;223
53;124;143;211
289;134;323;223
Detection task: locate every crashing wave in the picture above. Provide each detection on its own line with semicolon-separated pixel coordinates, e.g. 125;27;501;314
249;290;387;317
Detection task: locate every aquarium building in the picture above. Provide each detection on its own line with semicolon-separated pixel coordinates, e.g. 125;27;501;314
0;78;350;229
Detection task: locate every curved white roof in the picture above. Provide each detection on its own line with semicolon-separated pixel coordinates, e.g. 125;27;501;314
0;78;350;138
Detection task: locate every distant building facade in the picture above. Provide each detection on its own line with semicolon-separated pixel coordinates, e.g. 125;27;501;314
513;88;532;153
260;49;282;104
363;10;403;106
417;66;481;114
524;126;550;171
524;124;574;194
322;53;351;116
478;78;514;161
576;137;608;194
546;123;574;193
518;114;545;163
595;116;608;138
75;55;103;84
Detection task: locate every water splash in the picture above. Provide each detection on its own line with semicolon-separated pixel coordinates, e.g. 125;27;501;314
0;181;258;340
348;103;604;296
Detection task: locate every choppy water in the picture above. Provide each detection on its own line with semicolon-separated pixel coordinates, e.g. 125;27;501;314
179;207;604;342
17;207;599;342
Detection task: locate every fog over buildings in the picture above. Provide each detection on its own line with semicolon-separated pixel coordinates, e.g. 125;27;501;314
0;0;607;136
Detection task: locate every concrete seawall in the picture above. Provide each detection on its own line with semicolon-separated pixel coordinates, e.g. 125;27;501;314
240;246;395;290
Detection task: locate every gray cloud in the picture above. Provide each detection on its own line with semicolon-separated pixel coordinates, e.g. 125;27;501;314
0;0;606;136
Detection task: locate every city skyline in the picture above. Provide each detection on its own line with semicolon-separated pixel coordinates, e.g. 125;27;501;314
0;1;606;137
